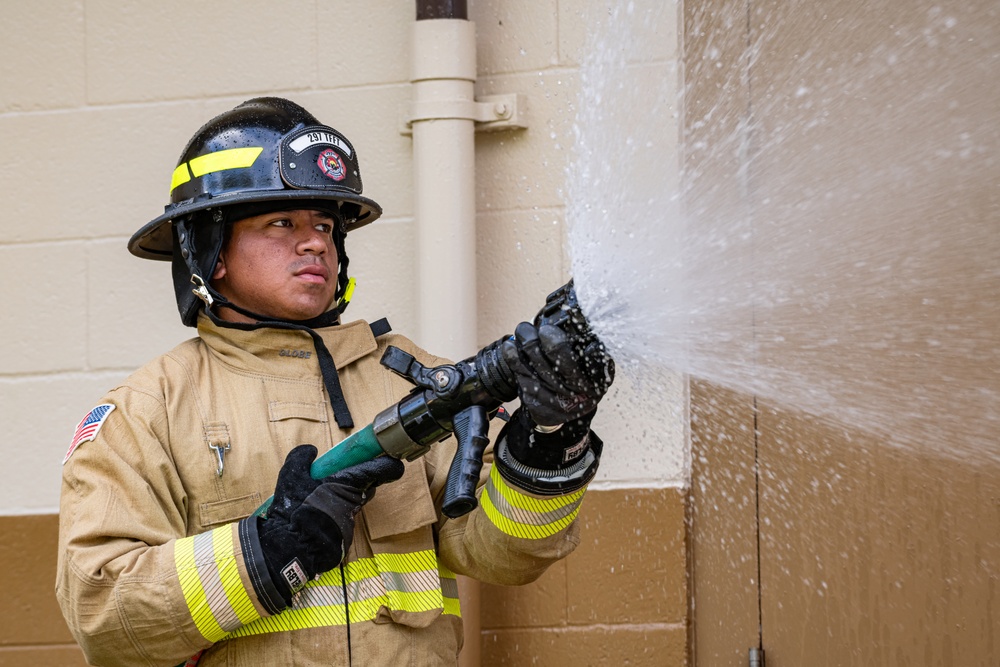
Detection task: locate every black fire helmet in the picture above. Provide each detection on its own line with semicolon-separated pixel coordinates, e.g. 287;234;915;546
128;97;382;326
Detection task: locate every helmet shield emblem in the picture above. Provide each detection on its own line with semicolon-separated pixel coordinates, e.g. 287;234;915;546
317;149;346;181
280;126;362;194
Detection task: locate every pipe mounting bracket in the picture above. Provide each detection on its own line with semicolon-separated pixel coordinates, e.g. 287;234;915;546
400;93;527;136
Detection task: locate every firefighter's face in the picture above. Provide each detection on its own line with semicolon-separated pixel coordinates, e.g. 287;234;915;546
212;209;340;322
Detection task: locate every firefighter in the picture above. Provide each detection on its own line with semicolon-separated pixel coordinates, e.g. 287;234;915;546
57;97;612;666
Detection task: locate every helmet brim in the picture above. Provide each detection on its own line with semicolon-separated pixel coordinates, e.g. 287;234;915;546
128;189;382;260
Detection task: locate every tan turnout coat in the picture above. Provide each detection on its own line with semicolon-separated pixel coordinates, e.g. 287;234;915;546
57;316;586;666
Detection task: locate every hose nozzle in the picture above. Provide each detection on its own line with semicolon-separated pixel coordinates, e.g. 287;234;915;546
377;278;613;518
531;280;615;395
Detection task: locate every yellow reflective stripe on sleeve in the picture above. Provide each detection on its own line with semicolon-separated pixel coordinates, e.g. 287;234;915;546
227;548;457;638
170;163;192;192
175;533;227;642
481;465;586;539
211;525;259;626
188;146;264;178
174;525;261;642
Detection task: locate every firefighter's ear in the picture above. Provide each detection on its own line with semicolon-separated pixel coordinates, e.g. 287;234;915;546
212;254;226;280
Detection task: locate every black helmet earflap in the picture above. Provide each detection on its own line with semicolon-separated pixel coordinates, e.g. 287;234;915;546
172;210;227;327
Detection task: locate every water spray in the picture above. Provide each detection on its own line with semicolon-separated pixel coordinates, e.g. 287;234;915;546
255;280;613;519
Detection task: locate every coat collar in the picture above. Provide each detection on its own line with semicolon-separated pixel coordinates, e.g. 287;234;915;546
196;314;379;374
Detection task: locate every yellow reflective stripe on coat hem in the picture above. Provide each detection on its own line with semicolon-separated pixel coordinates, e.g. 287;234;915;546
439;563;460;616
174;525;260;642
481;465;585;539
226;549;458;638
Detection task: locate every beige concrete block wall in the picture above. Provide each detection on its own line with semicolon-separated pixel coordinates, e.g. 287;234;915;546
0;3;420;514
0;0;687;663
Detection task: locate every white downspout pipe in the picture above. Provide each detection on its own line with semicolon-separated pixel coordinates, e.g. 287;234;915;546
411;19;478;359
409;13;481;667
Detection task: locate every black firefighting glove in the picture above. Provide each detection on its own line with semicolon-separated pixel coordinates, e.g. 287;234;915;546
501;405;604;470
503;321;615;427
257;445;404;607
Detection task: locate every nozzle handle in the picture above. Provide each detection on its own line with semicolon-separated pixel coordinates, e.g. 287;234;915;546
442;405;490;518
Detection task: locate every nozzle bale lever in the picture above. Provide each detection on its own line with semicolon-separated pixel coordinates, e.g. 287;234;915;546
252;280;611;520
374;344;519;517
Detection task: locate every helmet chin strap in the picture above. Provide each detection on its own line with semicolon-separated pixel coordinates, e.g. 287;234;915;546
192;276;346;330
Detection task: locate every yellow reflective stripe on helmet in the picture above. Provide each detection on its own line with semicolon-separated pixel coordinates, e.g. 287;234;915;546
227;549;456;638
481;465;586;539
170;163;192;192
174;525;261;642
187;146;264;178
337;277;356;309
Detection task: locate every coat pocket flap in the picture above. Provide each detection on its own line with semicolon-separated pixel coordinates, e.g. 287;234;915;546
199;492;262;528
363;458;437;540
268;401;328;423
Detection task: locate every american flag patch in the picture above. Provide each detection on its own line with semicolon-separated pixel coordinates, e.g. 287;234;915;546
63;404;116;465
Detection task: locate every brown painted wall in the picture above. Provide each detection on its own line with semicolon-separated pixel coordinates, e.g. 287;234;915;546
11;488;688;666
684;0;1000;663
756;405;1000;666
0;515;87;666
482;488;689;666
688;382;761;665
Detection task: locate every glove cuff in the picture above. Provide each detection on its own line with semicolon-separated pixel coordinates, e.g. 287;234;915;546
494;409;603;496
504;408;595;469
238;517;292;614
